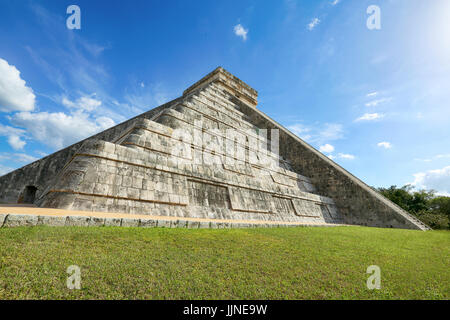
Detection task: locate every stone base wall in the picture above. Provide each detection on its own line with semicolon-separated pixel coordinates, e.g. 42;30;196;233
0;213;342;229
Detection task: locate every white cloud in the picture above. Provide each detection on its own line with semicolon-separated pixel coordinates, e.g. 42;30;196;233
414;158;433;162
337;153;355;160
0;152;38;176
414;154;450;162
11;110;115;150
308;18;320;31
80;41;107;57
0;124;27;150
411;166;450;196
95;116;115;129
355;113;385;122
62;95;102;112
0;152;38;163
366;91;378;97
287;122;344;145
8;135;26;150
0;58;36;112
287;123;312;141
0;164;14;176
331;0;340;5
319;144;335;153
377;141;392;149
365;97;392;107
35;151;48;157
124;82;170;112
233;24;248;41
319;123;344;142
328;153;355;160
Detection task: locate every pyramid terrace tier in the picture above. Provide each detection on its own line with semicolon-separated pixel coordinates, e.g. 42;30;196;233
37;140;341;224
118;117;317;193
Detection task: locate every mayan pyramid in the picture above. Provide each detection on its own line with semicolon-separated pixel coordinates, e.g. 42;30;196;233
0;67;428;230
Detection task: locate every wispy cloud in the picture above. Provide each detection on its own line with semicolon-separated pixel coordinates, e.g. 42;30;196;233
287;122;344;144
0;152;38;175
411;166;450;196
355;113;385;122
0;124;27;150
367;91;378;97
365;97;392;107
287;123;353;160
0;152;38;163
233;24;248;41
331;0;340;5
377;141;392;149
414;158;433;162
286;123;312;141
26;4;129;123
414;154;450;162
307;18;320;31
123;82;171;113
0;164;14;176
328;153;355;160
62;95;102;112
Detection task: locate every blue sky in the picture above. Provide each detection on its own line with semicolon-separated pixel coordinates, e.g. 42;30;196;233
0;0;449;194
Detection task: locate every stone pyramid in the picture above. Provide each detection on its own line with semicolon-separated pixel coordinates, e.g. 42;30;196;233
0;67;428;230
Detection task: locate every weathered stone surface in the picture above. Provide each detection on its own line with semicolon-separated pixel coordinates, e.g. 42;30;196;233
157;220;171;228
0;214;6;227
0;67;428;230
174;220;188;228
104;218;122;227
139;219;157;228
198;221;210;229
121;218;140;227
3;214;38;227
187;221;200;229
89;217;106;227
65;216;91;227
38;215;66;227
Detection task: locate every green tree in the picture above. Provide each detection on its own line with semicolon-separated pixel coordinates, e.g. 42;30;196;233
429;196;450;218
377;185;449;230
377;185;414;212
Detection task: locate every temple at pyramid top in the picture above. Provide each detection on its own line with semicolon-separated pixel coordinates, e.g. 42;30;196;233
0;67;429;230
183;67;258;108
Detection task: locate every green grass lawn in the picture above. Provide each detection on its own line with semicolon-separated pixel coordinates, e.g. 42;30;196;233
0;225;448;299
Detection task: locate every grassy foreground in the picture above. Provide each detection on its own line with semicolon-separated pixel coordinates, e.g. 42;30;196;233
0;225;448;299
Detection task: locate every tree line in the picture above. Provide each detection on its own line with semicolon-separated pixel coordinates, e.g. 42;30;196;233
377;185;450;230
